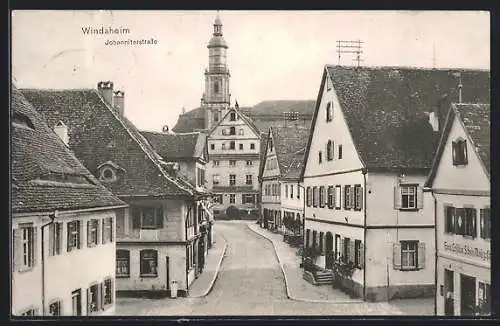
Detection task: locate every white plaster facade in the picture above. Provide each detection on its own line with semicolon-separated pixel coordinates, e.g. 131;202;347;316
12;209;118;316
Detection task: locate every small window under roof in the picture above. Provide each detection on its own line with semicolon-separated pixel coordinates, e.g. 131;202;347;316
12;111;35;129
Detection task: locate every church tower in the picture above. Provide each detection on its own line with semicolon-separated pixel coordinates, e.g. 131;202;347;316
202;14;231;130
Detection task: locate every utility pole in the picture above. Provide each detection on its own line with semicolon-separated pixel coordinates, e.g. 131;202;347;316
336;40;364;67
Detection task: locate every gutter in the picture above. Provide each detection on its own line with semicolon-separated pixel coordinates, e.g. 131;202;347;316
362;169;367;301
431;189;438;316
51;204;128;216
41;211;58;315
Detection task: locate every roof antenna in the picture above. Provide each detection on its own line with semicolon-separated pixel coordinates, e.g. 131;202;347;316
336;39;364;67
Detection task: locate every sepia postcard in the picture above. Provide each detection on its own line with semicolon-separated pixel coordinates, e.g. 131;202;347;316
10;10;491;318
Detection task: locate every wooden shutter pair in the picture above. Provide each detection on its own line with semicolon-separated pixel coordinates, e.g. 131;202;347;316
393;185;424;209
319;187;325;208
348;240;355;264
393;242;426;270
358;242;365;269
354;186;364;210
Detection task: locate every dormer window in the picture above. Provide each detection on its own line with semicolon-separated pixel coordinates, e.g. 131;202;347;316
230;112;236;121
97;161;125;183
452;138;468;166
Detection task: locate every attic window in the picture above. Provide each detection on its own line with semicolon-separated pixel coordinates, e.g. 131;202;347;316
12;111;35;129
452;138;468;166
102;168;115;181
97;161;125;183
230;112;236;121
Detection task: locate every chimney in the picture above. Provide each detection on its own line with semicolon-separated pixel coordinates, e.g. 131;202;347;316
113;90;125;116
97;81;114;106
54;121;69;146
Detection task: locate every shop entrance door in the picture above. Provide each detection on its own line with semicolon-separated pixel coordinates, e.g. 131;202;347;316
444;269;454;316
460;274;476;316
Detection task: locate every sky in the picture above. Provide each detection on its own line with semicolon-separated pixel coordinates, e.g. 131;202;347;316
12;10;490;132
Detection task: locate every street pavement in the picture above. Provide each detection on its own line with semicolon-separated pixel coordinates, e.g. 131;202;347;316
116;221;434;316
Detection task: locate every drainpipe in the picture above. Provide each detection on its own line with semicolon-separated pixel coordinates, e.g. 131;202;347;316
431;190;438;316
41;211;57;315
362;169;367;301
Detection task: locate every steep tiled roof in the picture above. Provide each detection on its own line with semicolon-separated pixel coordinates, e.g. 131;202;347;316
425;102;490;186
454;103;490;175
272;126;310;180
303;65;490;173
171;100;315;134
11;87;126;213
140;131;206;160
21;88;195;198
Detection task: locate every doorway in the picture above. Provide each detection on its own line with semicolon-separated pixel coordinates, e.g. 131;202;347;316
325;232;334;269
460;273;476;316
165;256;170;290
444;269;454;316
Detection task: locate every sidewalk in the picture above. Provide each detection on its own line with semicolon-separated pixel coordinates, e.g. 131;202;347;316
247;223;362;303
188;233;228;298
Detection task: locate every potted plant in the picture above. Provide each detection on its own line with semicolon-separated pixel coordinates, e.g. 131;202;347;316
332;258;355;290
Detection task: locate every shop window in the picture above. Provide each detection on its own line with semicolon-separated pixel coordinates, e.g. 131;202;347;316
116;249;130;278
478;282;491;315
140;249;158;277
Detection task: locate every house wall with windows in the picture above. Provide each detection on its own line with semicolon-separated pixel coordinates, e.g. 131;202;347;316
12;209;118;316
115;198;197;295
430;108;491;316
281;181;304;234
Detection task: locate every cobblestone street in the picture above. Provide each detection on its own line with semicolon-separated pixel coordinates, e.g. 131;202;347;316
116;221;434;316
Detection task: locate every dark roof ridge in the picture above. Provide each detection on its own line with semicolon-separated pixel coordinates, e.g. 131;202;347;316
324;64;490;72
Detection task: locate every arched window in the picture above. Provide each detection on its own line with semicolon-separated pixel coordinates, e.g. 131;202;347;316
229;126;236;135
116;249;130;278
214;81;219;94
140;249;158;277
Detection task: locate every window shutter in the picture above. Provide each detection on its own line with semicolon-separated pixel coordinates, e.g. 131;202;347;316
110;218;114;243
87;221;92;247
67;223;71;252
471;209;477;238
32;227;38;267
393;243;401;270
339;238;344;261
452;141;457;164
359;243;365;269
156;207;164;228
463;141;468;164
102;219;106;244
57;223;63;254
78;221;83;249
87;288;91;314
480;210;485;238
331;186;336;209
49;224;54;256
394;185;402;209
344;186;348;209
96;220;101;245
358;186;364;210
418;242;426;270
349;240;355;264
99;283;104;310
417;187;424;209
13;229;22;271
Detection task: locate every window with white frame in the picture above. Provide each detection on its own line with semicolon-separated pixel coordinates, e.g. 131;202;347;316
102;217;113;244
15;225;36;270
327;140;334;160
229;194;236;204
140;249;158;277
319;186;326;208
290;185;294;198
87;219;99;247
344;185;352;209
401;185;416;209
49;222;62;256
312;186;318;207
327;186;334;209
229;160;236;167
250;143;255;150
131;205;164;229
103;278;113;307
116;249;130;278
229;174;236;186
354;240;364;269
246;174;253;185
213;194;223;204
87;283;100;314
335;185;341;209
393;240;425;271
239;143;244;150
48;300;61;316
229;141;235;150
239;128;244;136
67;220;81;252
246;160;253;166
213;174;220;185
306;187;312;207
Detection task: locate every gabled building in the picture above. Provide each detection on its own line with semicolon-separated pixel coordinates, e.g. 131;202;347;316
22;82;206;297
207;106;261;218
301;65;490;302
11;86;127;316
259;126;309;235
140;130;214;275
425;103;490;316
